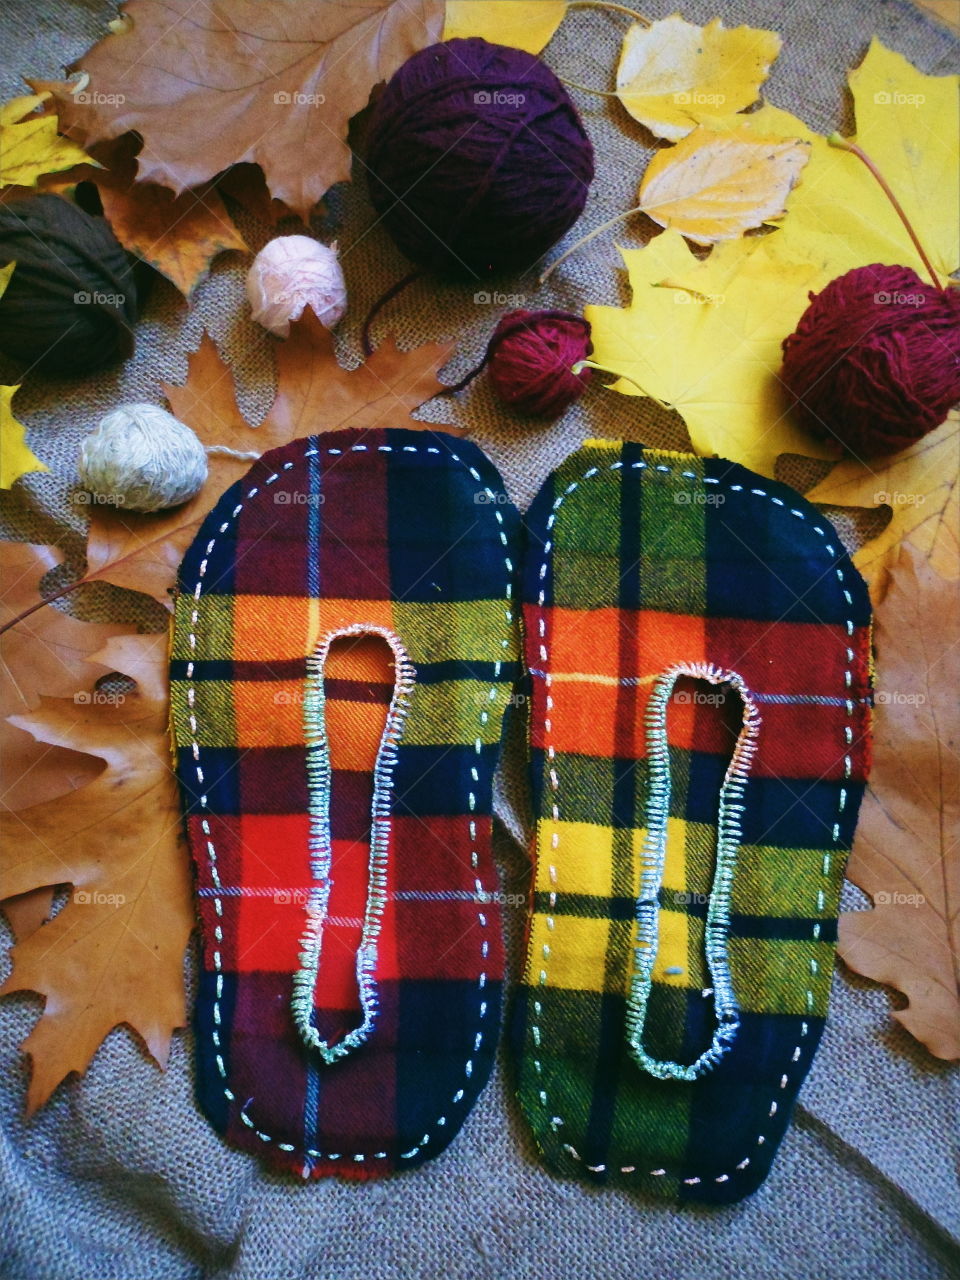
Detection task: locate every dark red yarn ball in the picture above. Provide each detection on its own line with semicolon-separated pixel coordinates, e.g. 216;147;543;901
781;263;960;458
485;310;592;417
365;38;594;278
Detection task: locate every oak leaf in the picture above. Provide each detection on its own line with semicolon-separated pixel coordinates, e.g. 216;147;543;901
84;314;454;604
53;0;447;220
0;631;194;1112
585;230;834;474
0;92;94;190
443;0;567;53
798;412;959;599
637;125;810;244
616;14;782;142
838;544;960;1059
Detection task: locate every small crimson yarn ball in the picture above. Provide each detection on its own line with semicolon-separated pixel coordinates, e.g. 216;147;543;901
781;263;960;458
365;38;594;278
475;309;593;418
0;195;139;376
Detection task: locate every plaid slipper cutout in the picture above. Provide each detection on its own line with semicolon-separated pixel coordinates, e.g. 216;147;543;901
513;439;872;1203
170;427;521;1178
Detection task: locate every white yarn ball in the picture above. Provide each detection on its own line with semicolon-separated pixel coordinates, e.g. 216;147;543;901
246;235;347;338
78;403;209;513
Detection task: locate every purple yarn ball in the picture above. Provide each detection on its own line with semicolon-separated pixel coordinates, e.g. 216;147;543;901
365;38;594;278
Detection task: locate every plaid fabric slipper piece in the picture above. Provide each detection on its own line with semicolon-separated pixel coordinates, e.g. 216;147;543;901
513;439;872;1204
170;427;521;1179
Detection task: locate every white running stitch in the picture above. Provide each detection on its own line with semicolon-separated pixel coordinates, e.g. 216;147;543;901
528;452;858;1185
185;438;514;1171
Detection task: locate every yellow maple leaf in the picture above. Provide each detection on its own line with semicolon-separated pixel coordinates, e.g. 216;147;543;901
637;125;809;244
442;0;567;53
617;14;782;142
0;92;95;190
0;265;49;490
585;229;834;475
0;383;49;490
729;42;958;283
803;412;958;598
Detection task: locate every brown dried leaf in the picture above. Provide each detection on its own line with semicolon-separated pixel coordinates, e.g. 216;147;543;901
0;541;128;812
0;631;193;1111
53;0;447;219
84;314;454;604
838;544;960;1059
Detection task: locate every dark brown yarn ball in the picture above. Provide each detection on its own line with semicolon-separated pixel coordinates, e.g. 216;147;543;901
0;195;140;377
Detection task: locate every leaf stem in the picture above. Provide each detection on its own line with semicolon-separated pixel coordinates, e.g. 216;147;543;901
540;205;645;282
571;358;672;409
567;1;651;23
0;577;92;639
827;133;943;291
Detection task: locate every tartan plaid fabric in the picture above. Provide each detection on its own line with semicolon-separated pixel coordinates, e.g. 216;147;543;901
513;439;872;1204
170;427;521;1179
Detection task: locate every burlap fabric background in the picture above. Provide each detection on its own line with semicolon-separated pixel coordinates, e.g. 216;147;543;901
1;2;958;1277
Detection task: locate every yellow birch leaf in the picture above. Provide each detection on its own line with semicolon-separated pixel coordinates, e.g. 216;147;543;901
585;230;834;474
0;384;49;490
637;125;810;244
443;0;567;54
802;412;959;598
0;92;96;190
617;14;782;142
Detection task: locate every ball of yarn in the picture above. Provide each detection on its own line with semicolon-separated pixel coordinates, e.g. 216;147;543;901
781;264;960;457
79;404;208;513
483;309;592;417
246;235;347;338
365;38;595;278
0;195;139;376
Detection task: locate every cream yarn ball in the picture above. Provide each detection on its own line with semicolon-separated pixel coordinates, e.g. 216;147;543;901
78;403;209;512
246;235;347;338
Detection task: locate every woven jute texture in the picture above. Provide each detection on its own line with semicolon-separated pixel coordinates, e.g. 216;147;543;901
1;2;958;1278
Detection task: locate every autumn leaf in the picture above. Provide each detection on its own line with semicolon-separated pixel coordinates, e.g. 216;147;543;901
0;631;194;1112
0;541;129;813
796;412;959;599
838;544;959;1060
730;44;958;283
53;0;447;220
616;14;782;142
0;92;94;189
88;136;248;297
635;125;809;244
443;0;567;53
83;314;455;604
585;230;834;474
0;381;48;490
